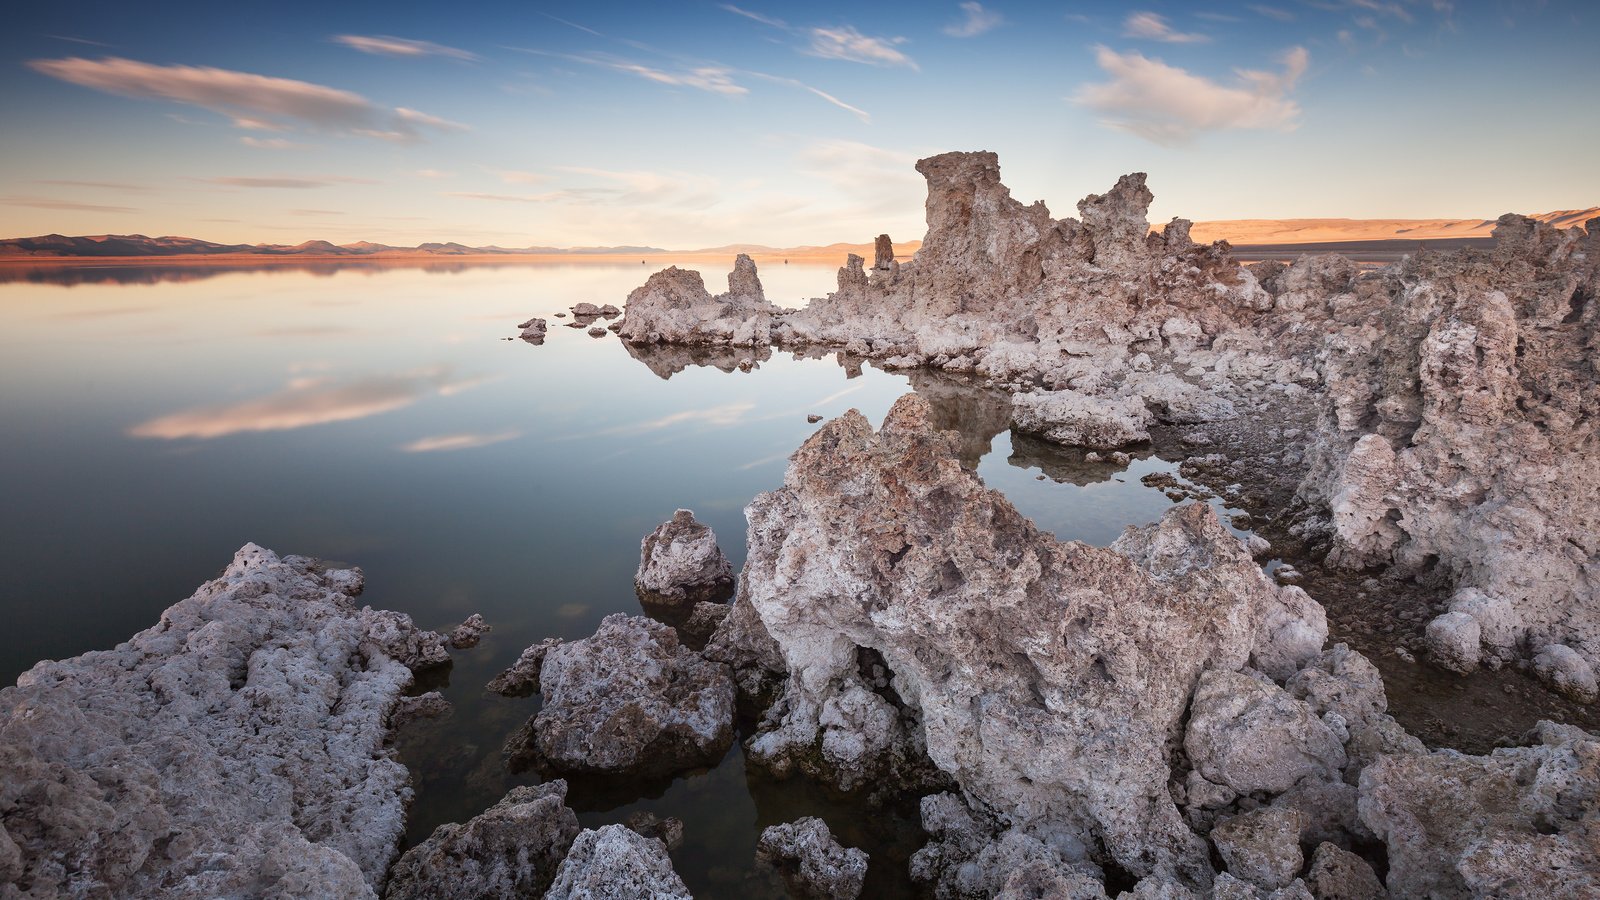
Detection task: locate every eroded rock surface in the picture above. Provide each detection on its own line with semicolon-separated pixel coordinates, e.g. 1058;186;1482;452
635;508;735;607
384;781;579;900
619;253;779;346
738;395;1339;884
756;816;869;900
501;614;735;777
0;544;445;899
545;823;692;900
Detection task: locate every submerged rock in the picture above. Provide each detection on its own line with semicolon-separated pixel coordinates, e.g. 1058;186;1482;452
545;824;692;900
739;395;1332;884
447;612;489;649
502;614;735;777
518;317;547;342
634;508;735;607
385;781;579;900
756;816;869;900
0;545;443;898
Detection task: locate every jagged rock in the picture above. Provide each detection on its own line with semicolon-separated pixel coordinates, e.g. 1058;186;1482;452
740;396;1329;884
545;824;692;900
572;302;602;317
873;234;895;270
502;614;735;777
623;811;684;851
1210;807;1307;891
619;254;778;346
1358;721;1600;899
1212;873;1315;899
756;816;869;900
0;545;440;899
1011;389;1152;449
1303;843;1385;900
702;591;787;710
486;636;561;697
634;509;735;607
384;781;579;900
598;303;621;318
911;794;1106;900
447;613;489;649
1285;645;1424;780
1185;672;1346;796
518;317;547;341
390;691;452;728
675;600;730;650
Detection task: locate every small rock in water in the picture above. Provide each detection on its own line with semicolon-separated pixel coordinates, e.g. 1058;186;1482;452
586;326;607;337
571;302;602;317
624;811;686;851
390;691;452;728
387;781;580;900
599;303;622;318
738;358;754;371
757;817;869;900
554;312;567;318
635;509;735;607
545;824;692;900
807;414;823;424
447;612;489;649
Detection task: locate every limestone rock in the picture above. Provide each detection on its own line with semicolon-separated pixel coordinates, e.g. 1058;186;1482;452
545;824;692;900
485;636;561;697
390;691;452;729
619;254;779;347
518;317;547;341
1011;389;1153;449
0;545;440;899
384;781;580;899
873;234;895;270
504;614;735;777
756;816;869;900
1210;807;1307;891
1533;643;1598;703
634;508;735;607
623;811;684;851
572;302;602;317
1358;721;1600;899
1303;843;1385;900
447;613;489;649
740;396;1330;883
1186;671;1346;796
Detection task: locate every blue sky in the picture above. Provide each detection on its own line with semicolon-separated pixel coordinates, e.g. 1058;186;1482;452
1;1;1595;247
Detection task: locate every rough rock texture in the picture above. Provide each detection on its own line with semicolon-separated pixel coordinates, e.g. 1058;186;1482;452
1303;843;1385;900
447;613;489;649
756;816;869;900
0;544;446;899
634;508;736;607
873;234;895;270
622;811;684;852
502;614;735;777
384;781;579;899
485;637;560;697
1209;807;1307;890
739;395;1334;884
544;824;692;900
618;253;780;346
1358;720;1600;899
1297;213;1600;676
518;317;547;342
1186;672;1345;796
1011;389;1152;449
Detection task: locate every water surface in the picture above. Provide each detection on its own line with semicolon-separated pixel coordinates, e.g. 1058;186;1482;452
0;260;1216;896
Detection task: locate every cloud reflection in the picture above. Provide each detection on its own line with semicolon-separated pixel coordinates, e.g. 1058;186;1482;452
400;430;521;453
128;366;486;439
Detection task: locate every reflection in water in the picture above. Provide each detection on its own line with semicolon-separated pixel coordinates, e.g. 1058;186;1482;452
400;431;522;453
128;367;489;439
0;258;608;287
623;341;774;380
1007;432;1142;487
904;370;1014;468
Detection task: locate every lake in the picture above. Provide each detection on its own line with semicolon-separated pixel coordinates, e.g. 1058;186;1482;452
0;259;1238;896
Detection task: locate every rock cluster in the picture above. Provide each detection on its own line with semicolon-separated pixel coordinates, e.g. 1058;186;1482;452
545;824;692;900
617;253;780;347
634;508;736;607
0;545;448;899
497;613;736;777
518;316;547;342
385;780;579;899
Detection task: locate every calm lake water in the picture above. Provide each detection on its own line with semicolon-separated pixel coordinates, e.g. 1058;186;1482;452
0;260;1242;896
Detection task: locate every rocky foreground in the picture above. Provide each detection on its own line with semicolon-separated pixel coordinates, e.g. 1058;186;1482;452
619;150;1600;699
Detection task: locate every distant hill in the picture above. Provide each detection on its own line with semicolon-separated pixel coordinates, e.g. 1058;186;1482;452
1;208;1592;261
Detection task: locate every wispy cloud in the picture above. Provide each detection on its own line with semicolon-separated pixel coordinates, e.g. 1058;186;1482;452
720;4;789;29
1074;45;1309;145
744;72;872;123
1123;12;1211;43
414;169;455;179
28;56;467;143
332;34;478;61
1;195;137;213
944;2;1004;38
239;136;307;150
128;367;485;440
806;26;918;70
1249;5;1296;22
604;60;747;95
199;176;376;189
400;430;521;453
45;35;111;47
37;179;148;192
490;169;550;185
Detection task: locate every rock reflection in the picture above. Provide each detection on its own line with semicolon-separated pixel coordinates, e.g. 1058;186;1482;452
903;370;1013;469
1006;432;1143;486
622;341;773;380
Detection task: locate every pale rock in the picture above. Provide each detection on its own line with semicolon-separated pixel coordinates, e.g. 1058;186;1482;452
503;614;735;777
1533;643;1598;702
1303;843;1385;900
1424;611;1481;674
1210;807;1307;890
1185;671;1346;796
1358;721;1600;899
618;255;779;347
634;508;735;607
545;824;692;900
571;302;602;317
756;816;869;900
0;545;442;898
384;781;579;899
1012;389;1153;449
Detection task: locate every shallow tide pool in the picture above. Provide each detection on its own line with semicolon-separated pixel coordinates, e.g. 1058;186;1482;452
0;260;1241;896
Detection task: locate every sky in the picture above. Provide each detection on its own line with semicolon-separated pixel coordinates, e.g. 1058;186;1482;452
1;0;1595;248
